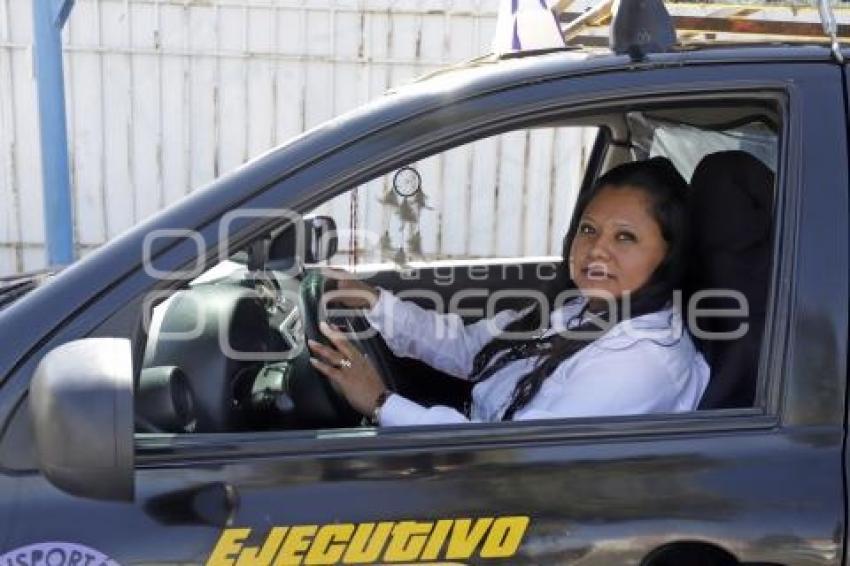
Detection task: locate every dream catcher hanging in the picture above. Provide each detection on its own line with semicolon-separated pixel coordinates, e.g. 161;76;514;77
379;165;432;266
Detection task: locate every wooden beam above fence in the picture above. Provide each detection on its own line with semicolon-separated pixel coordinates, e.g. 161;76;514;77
557;1;850;42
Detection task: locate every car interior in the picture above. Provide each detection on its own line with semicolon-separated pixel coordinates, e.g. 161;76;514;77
136;100;780;435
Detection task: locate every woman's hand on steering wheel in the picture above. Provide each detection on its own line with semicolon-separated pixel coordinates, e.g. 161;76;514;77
308;322;388;416
322;269;380;309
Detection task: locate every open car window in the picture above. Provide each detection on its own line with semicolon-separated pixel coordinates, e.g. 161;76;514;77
135;99;780;437
311;126;600;268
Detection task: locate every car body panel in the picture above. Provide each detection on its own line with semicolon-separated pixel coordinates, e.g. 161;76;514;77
0;46;847;565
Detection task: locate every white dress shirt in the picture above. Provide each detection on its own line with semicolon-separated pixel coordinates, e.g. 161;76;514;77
365;289;709;426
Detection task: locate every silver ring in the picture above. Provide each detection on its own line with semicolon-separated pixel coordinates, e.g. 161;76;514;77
338;358;353;369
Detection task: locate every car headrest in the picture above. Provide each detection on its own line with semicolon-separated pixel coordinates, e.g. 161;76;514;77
688;150;775;317
690;151;774;253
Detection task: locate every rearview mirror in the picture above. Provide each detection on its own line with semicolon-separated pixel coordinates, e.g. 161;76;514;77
29;338;134;501
306;216;338;263
268;215;338;267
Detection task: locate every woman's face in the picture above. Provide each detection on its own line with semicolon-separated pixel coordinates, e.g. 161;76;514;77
569;185;668;302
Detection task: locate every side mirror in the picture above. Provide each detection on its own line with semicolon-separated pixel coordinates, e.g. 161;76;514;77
268;215;338;267
29;338;134;501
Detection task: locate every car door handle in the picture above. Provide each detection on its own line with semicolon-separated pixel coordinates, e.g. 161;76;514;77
144;482;240;527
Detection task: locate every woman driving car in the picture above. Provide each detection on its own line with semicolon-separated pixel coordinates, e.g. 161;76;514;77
308;157;710;426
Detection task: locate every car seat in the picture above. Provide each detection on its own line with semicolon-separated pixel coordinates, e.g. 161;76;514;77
687;150;774;409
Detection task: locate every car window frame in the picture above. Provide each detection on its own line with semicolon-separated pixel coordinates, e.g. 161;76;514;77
131;94;794;463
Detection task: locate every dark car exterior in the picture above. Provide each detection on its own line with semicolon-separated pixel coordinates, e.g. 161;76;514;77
0;44;848;565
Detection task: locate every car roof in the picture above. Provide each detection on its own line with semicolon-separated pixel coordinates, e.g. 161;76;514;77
378;43;835;104
429;42;835;77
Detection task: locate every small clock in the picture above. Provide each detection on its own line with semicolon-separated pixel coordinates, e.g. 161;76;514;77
392;166;422;198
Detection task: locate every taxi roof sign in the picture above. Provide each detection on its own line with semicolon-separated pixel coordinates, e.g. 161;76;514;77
492;0;567;54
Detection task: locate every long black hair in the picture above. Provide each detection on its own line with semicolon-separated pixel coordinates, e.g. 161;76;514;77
470;156;691;420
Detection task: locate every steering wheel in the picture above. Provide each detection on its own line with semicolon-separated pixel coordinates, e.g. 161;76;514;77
142;284;271;432
289;270;400;427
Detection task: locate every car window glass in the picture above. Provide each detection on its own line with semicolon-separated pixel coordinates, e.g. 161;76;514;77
628;111;778;180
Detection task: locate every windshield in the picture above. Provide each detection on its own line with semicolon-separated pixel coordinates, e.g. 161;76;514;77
0;272;53;311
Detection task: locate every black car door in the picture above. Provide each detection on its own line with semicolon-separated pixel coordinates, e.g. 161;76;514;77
0;55;846;566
